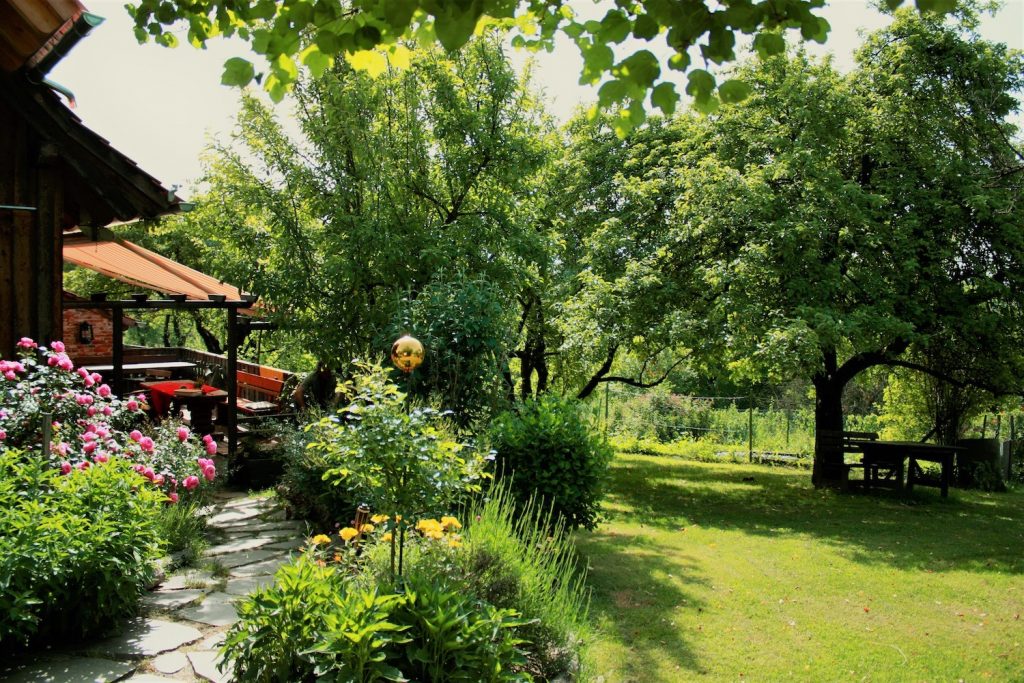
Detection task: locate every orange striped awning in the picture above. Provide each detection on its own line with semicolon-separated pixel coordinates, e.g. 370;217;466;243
63;234;257;314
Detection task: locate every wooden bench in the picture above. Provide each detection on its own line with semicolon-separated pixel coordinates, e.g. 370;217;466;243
818;430;901;488
235;370;289;415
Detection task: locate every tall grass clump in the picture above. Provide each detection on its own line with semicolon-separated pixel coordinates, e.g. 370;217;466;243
459;482;592;680
158;501;209;568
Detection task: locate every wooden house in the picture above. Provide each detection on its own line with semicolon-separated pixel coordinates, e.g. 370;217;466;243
0;0;181;358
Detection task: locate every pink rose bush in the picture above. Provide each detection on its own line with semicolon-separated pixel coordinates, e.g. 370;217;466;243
0;339;217;503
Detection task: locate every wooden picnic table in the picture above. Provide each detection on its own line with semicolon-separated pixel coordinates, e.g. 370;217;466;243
848;440;963;498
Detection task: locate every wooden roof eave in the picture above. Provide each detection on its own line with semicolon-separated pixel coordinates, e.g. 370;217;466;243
0;71;182;224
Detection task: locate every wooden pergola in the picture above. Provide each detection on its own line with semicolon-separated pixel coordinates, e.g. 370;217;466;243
63;294;271;458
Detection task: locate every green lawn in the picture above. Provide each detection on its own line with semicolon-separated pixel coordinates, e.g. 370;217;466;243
576;453;1024;681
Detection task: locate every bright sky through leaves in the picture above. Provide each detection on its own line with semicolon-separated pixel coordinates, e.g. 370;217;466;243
51;0;1022;196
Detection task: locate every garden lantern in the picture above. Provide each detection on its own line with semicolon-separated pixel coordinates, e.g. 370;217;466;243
390;335;424;373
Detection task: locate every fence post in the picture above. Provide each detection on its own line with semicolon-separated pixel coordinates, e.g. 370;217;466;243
785;409;791;450
982;415;988;439
996;413;1002;440
748;396;754;463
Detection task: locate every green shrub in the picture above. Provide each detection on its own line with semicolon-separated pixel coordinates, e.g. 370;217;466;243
0;449;164;649
277;422;361;528
489;395;611;530
220;558;347;681
221;556;530;682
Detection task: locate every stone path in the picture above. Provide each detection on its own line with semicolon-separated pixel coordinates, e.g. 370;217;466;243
3;492;309;683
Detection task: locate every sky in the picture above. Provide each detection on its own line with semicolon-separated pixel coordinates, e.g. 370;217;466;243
50;0;1024;199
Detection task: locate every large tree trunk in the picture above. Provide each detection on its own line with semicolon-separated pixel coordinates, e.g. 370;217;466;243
812;372;847;488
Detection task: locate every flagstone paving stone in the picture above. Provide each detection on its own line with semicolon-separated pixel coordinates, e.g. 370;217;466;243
2;656;136;683
125;674;182;683
152;651;189;675
224;574;277;595
93;618;203;658
143;589;206;610
156;571;216;591
230;555;292;577
212;548;282;569
187;651;231;683
204;536;278;556
177;592;240;627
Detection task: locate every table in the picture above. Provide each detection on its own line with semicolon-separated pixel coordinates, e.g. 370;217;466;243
849;440;962;497
141;380;227;436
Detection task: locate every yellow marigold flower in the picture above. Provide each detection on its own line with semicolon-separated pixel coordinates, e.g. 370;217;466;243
416;519;442;534
440;516;462;530
448;535;462;548
381;532;393;542
311;534;332;546
339;527;359;542
360;523;375;533
333;553;341;563
425;529;444;540
370;514;389;524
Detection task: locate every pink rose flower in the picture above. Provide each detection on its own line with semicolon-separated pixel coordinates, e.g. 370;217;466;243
16;337;36;349
83;441;96;454
77;461;90;471
0;429;6;440
167;492;179;504
47;356;58;367
139;436;155;452
60;461;72;475
202;434;214;445
153;474;164;486
183;475;200;490
90;373;102;383
102;406;113;416
4;371;16;381
202;464;216;481
86;406;97;417
58;356;74;372
129;430;143;442
204;441;218;455
126;400;139;412
50;340;65;353
57;442;69;456
176;426;190;441
77;367;90;379
94;453;108;464
97;384;112;398
83;376;95;388
142;467;155;480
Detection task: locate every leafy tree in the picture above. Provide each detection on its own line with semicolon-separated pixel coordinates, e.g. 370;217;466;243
175;38;553;408
678;8;1023;486
551;6;1023;486
126;0;954;133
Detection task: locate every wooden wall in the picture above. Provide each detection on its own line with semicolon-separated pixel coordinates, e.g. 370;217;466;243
0;95;63;359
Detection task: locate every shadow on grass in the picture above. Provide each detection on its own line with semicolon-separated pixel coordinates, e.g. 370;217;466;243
605;454;1024;575
575;529;708;678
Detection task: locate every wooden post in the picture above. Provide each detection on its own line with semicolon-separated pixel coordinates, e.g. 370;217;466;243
996;413;1002;441
748;396;754;463
982;415;988;439
112;309;124;397
227;306;238;459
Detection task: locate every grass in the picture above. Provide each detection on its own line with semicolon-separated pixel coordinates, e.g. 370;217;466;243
577;451;1024;681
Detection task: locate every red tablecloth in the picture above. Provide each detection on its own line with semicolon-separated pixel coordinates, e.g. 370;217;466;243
144;381;221;417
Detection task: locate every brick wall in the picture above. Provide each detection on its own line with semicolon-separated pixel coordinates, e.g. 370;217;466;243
63;307;115;358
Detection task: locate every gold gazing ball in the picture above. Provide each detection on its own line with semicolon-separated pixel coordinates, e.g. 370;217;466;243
390;335;425;373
